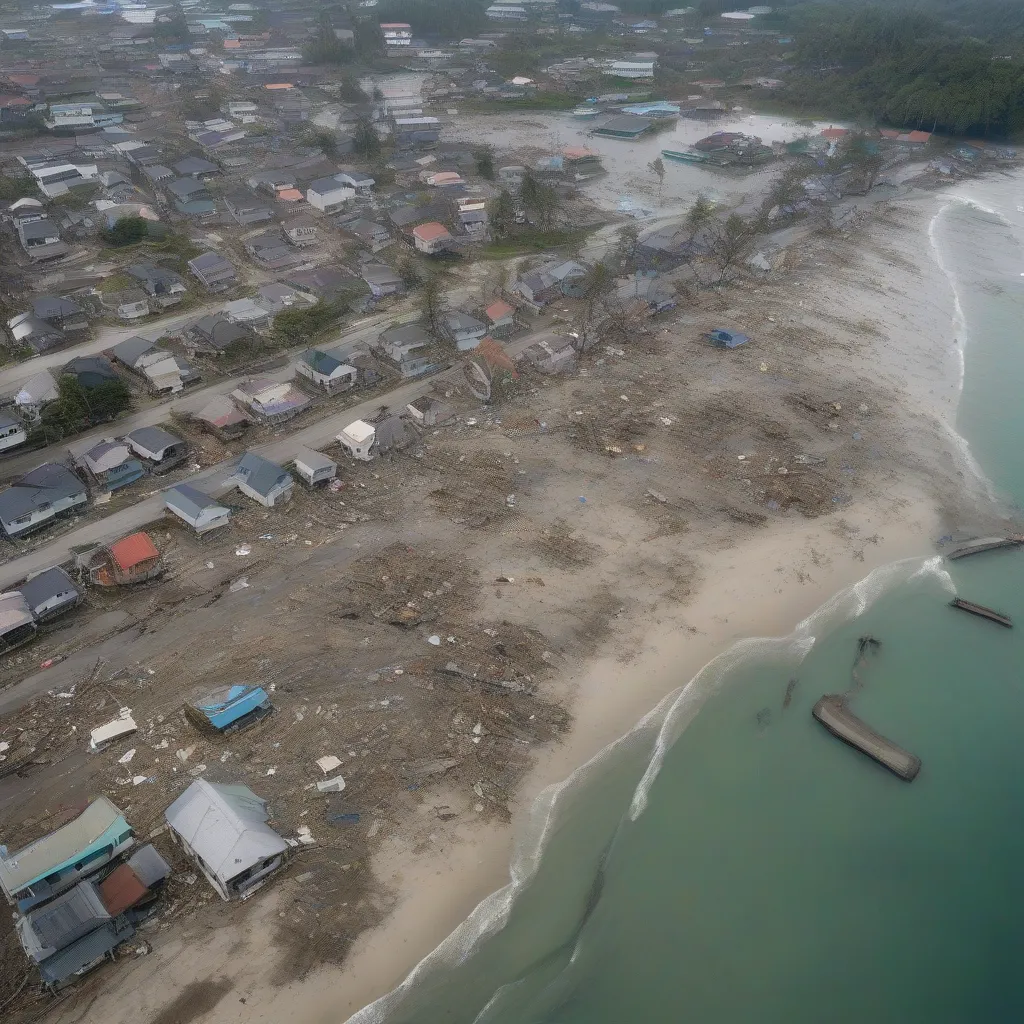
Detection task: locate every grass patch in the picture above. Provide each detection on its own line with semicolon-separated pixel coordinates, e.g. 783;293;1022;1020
483;228;590;258
464;93;581;114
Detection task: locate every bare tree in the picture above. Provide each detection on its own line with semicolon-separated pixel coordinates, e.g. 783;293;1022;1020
648;156;666;202
569;262;613;352
419;271;450;340
613;223;641;273
705;214;756;283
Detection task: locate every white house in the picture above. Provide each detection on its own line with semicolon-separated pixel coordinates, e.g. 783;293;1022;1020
293;447;337;487
336;419;377;460
306;177;355;214
15;371;58;423
412;222;452;255
604;59;656;79
294;349;357;391
380;22;412;46
0;415;27;453
164;780;288;900
164;484;231;534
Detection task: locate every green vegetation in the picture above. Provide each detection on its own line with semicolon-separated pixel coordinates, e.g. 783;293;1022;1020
0;174;38;202
483;228;589;258
39;375;131;440
300;125;342;156
272;299;349;347
101;215;150;247
465;93;580;113
474;147;495;180
303;10;355;65
774;3;1024;136
374;0;488;38
353;116;383;159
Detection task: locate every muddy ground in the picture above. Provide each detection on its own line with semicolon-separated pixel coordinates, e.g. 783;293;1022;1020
0;215;976;1021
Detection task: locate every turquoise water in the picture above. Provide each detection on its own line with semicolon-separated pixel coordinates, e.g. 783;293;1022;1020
351;179;1024;1024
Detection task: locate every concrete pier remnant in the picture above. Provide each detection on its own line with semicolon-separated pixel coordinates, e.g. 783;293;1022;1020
950;597;1012;628
946;537;1023;561
812;695;921;781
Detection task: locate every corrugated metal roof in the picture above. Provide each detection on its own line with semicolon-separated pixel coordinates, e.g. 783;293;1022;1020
99;864;148;916
18;880;109;961
0;797;128;896
164;780;287;884
125;844;171;888
38;915;134;988
109;532;159;572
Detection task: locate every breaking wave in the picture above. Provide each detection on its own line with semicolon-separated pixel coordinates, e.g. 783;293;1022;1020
344;553;946;1024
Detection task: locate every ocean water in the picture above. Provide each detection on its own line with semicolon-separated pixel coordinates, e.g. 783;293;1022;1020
349;173;1024;1024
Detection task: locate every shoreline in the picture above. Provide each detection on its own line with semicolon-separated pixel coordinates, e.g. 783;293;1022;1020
39;184;997;1024
327;190;978;1022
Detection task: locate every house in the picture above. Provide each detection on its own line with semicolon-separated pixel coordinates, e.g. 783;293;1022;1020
282;214;317;246
111;338;196;394
18;217;61;252
406;395;454;426
306;177;354;214
6;313;64;354
61;355;118;390
412;222;453;255
15;371;58;422
592;115;654;139
102;288;150;321
166;177;213;215
335;170;374;190
0;796;134;910
223;298;272;331
234;452;293;507
380;22;413;47
143;164;175;185
225;192;274;227
379;323;434;377
343;217;393;252
194;395;248;438
124;426;188;472
295;349;357;391
90;531;162;586
373;415;414;455
164;484;231;534
173;156;220;178
188;251;237;292
231;378;310;423
350;352;384;387
511;260;588;308
245;232;297;269
18;566;82;622
444;311;487;351
0;414;26;453
361;263;404;298
336;419;377;460
125;263;187;307
0;592;38;652
186;314;251;355
521;336;577;374
286;267;355;301
257;282;315;314
77;439;146;492
164;780;289;900
0;463;88;538
184;685;272;736
32;296;87;332
293;448;337;487
485;298;516;337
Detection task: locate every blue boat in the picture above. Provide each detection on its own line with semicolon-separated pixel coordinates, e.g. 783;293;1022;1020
185;684;273;735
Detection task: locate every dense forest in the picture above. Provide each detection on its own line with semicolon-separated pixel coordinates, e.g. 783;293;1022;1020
766;3;1024;137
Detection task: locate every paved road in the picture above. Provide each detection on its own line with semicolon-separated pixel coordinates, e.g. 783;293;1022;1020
0;303;227;396
0;327;554;590
0;313;397;479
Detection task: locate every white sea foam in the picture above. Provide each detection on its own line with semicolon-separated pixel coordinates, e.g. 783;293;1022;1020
345;553;952;1024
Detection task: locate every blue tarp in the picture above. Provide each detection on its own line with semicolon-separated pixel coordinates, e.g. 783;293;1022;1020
193;685;271;731
706;329;750;348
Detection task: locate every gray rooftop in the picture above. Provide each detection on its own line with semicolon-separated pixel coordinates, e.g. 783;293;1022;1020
236;452;291;498
165;483;225;519
18;566;80;613
164;779;288;884
125;425;181;455
111;335;156;367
